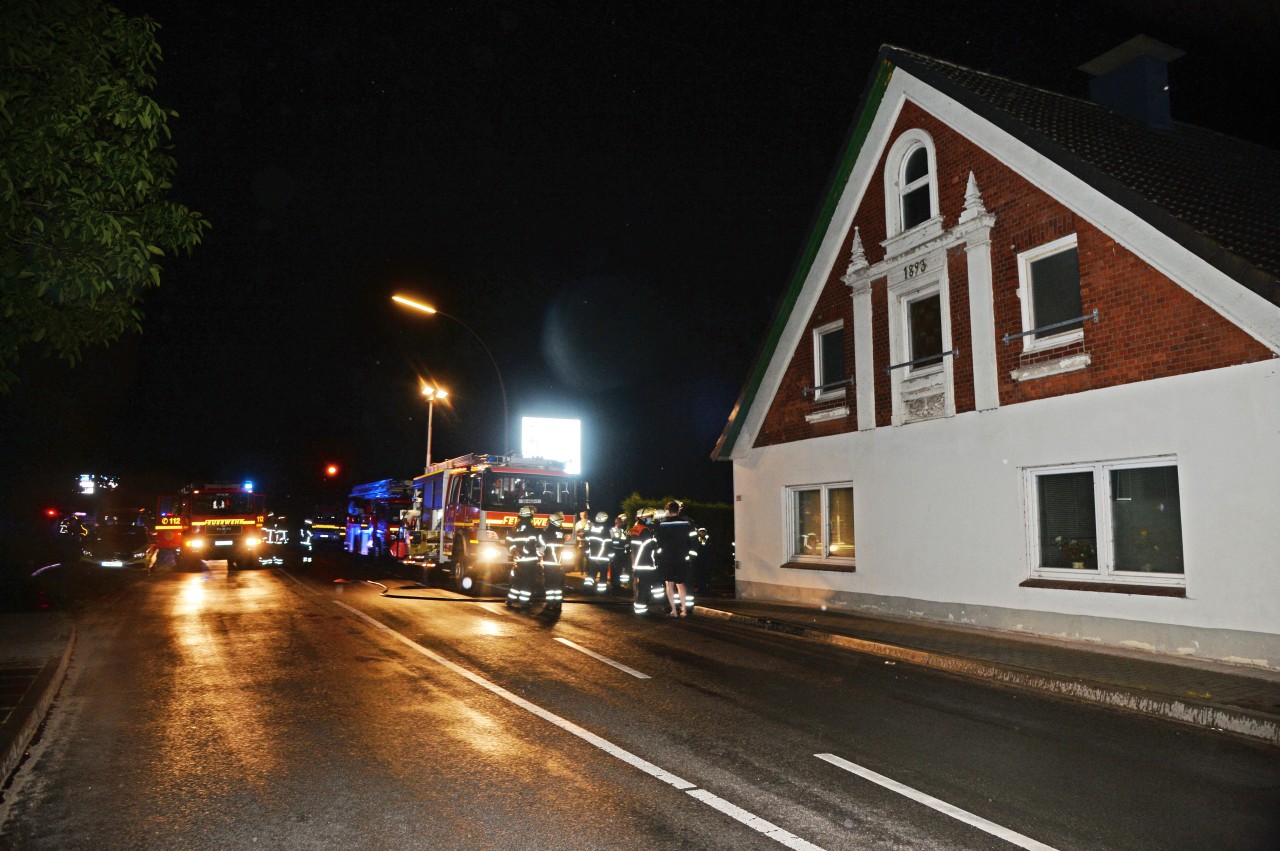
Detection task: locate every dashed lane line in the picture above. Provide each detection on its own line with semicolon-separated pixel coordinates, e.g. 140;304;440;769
815;753;1059;851
333;599;824;851
554;637;651;679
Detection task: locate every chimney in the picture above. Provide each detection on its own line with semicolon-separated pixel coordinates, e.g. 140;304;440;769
1078;35;1185;130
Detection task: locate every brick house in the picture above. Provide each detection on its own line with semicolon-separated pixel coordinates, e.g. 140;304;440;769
712;40;1280;667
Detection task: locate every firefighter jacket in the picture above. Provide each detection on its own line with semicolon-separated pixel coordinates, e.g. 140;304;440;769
629;521;657;572
609;524;630;559
539;520;568;565
506;517;539;563
654;512;699;569
585;520;610;563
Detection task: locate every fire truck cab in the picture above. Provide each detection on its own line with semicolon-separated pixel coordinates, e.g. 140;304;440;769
407;454;586;592
156;482;266;570
345;479;414;558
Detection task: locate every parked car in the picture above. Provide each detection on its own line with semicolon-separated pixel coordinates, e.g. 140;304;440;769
81;525;157;571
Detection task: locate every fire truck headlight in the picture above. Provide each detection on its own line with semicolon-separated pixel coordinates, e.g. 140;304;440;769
186;537;205;550
477;545;502;563
244;535;260;548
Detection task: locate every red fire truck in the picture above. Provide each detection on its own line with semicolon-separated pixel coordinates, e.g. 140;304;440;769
405;453;587;592
345;479;414;558
156;482;266;570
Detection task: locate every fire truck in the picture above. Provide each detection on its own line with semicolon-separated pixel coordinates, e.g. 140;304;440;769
156;482;266;569
345;479;414;558
406;453;587;592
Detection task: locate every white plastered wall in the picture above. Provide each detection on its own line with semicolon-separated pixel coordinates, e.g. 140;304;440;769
731;359;1280;666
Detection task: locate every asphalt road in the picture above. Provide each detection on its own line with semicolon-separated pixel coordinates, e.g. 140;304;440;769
1;554;1277;850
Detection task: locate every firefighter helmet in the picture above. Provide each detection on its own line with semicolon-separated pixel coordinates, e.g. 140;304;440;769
518;505;534;518
616;512;628;522
549;511;564;524
594;511;608;523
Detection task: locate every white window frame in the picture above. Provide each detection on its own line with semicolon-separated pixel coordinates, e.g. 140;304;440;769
886;254;955;425
882;129;942;252
1016;234;1084;353
785;482;855;565
1025;456;1185;587
901;286;945;378
812;319;847;401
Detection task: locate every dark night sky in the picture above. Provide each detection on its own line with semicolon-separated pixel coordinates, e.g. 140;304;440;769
2;0;1276;520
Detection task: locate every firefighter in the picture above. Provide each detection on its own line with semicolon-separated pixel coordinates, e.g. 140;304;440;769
573;511;591;585
609;513;631;590
655;500;699;617
584;511;611;593
628;508;664;615
539;511;569;612
506;505;539;609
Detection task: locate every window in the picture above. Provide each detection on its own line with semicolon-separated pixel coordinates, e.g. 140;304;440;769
812;321;846;399
900;146;933;230
1028;458;1183;584
1018;235;1084;349
907;291;943;372
788;484;855;562
882;129;940;244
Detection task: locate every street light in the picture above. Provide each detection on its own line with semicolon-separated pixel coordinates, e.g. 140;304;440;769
421;383;448;472
393;294;509;453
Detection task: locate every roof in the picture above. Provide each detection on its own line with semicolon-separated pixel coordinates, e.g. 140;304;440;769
712;45;1280;461
895;48;1280;302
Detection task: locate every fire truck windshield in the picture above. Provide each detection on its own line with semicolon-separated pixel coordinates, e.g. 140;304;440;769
482;474;579;514
193;493;257;514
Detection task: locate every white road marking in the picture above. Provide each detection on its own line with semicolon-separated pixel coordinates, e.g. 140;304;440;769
815;753;1060;851
554;637;651;679
686;789;826;851
333;600;825;850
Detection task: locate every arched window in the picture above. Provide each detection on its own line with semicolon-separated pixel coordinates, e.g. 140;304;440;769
883;129;940;242
900;146;932;230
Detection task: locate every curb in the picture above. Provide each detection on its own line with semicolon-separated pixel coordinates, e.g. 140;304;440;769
696;607;1280;747
0;625;76;784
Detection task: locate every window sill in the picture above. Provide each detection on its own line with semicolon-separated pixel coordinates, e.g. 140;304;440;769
1011;352;1091;382
1019;578;1185;597
805;405;850;424
782;560;856;573
882;215;944;259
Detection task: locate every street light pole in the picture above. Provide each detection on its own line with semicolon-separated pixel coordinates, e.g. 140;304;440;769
393;295;510;454
422;385;448;473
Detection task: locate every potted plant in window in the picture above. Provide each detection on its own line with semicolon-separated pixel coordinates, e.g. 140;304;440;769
1054;536;1096;569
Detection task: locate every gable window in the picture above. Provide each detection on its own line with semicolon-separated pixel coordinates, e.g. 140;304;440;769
900;146;933;230
788;483;855;563
1018;235;1084;350
813;321;846;399
907;291;943;372
882;129;941;247
1027;457;1184;585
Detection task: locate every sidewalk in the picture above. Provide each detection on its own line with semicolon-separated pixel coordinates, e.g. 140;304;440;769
0;612;76;784
690;595;1280;747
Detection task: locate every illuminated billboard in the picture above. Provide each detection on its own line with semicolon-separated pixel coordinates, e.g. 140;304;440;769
521;417;582;475
77;474;119;495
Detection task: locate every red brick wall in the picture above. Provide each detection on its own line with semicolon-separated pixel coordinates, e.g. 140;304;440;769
752;101;1272;449
751;269;856;448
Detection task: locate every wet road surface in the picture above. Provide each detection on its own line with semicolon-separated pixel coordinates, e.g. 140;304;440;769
1;558;1277;849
